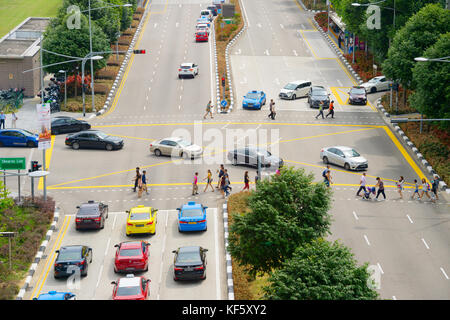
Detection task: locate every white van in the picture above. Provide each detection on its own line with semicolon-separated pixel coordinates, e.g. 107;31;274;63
279;80;312;100
200;9;213;22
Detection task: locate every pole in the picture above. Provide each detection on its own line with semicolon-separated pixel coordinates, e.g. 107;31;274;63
17;169;20;202
3;170;5;192
64;71;67;110
82;58;86;117
352;33;355;64
327;0;330;35
40;34;47;201
9;237;12;269
390;86;393;109
31;177;35;202
88;0;96;114
420;113;423;134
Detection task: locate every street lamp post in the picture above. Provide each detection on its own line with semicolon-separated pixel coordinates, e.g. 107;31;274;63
58;70;67;110
81;55;104;117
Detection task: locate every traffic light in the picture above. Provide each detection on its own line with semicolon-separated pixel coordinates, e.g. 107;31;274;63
29;161;42;172
221;76;225;87
133;49;146;54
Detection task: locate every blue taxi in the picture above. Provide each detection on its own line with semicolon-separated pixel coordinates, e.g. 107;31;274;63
177;201;207;232
242;90;266;110
33;291;76;300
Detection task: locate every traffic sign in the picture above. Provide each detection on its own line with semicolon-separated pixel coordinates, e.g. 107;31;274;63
0;157;26;170
221;100;228;107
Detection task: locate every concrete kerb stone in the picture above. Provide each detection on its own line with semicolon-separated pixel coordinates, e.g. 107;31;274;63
223;203;235;300
16;205;60;300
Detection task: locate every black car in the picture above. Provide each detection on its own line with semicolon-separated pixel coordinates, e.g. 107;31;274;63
172;246;207;281
227;147;284;168
207;5;218;16
54;245;92;279
75;200;109;230
307;86;330;108
51;116;91;135
65;130;124;151
348;86;367;105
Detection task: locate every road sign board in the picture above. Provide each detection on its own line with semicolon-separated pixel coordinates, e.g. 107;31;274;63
221;100;228;107
0;157;26;170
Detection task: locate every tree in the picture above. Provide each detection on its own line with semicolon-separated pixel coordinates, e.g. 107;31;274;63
410;32;450;128
382;3;450;90
263;239;379;300
228;167;332;276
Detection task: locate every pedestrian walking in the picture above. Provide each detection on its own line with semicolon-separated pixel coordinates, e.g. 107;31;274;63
132;167;140;192
325;100;335;118
255;170;260;186
203;169;214;192
0;111;5;129
219;173;226;198
268;99;275;120
411;179;420;200
242;171;250;191
419;178;431;201
431;175;440;201
192;172;199;195
315;102;325;119
338;32;342;49
356;172;367;196
203;100;213;119
216;164;225;189
137;173;143;198
322;165;332;187
224;171;232;196
375;177;386;200
11;112;17;128
396;176;405;199
142;170;149;195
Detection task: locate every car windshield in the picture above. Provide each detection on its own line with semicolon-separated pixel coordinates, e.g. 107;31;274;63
313;90;327;96
176;251;201;264
116;285;141;297
120;248;141;257
245;93;260;99
96;132;109;139
343;149;361;158
130;212;150;220
177;140;192;147
351;88;365;95
284;83;297;90
182;209;203;217
58;249;81;261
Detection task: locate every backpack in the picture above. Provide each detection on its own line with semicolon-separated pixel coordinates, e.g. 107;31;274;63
322;169;328;178
427;183;431;191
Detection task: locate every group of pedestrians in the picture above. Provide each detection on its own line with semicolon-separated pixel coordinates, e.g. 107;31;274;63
132;167;149;198
0;111;18;129
315;100;335;119
355;172;441;202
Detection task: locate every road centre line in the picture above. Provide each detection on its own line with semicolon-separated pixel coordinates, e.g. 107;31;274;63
363;234;371;246
421;238;430;250
96;265;104;289
214;208;220;299
353;211;359;220
406;214;414;224
441;268;449;280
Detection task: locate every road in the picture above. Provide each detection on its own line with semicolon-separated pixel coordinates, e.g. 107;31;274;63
3;0;449;300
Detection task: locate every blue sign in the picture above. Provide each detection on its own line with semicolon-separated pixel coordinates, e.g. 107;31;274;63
221;100;228;107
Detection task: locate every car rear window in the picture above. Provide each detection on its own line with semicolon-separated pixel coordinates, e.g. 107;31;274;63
58;250;81;261
120;248;142;257
117;285;141;296
176;251;201;264
181;66;191;69
77;205;99;216
182;209;203;217
130;212;150;220
245;93;260;99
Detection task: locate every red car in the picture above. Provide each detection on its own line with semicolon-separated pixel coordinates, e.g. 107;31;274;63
111;274;150;300
195;31;208;42
114;241;150;273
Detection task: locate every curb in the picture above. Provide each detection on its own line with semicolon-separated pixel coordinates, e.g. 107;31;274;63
218;0;247;114
93;7;150;118
16;205;60;300
223;203;234;300
375;98;447;191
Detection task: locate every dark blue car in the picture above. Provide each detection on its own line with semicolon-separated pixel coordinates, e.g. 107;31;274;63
177;201;207;232
242;90;266;110
33;291;76;300
0;129;38;147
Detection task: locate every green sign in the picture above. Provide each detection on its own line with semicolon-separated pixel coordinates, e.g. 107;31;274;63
0;157;26;170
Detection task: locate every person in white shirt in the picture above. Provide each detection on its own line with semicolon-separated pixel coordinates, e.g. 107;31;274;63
356;172;367;197
11;112;18;128
396;176;405;199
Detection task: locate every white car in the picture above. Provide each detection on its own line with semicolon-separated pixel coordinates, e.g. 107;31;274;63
150;137;203;159
200;9;213;21
178;63;199;79
279;80;312;100
196;23;210;34
320;146;368;171
360;76;392;93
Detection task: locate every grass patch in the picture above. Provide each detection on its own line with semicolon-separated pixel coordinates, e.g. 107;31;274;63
0;0;62;38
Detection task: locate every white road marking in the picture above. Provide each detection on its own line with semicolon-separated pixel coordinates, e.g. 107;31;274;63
280;24;284;29
112;213;118;230
337;79;343;86
96;265;104;288
257;23;262;28
154;23;157;28
293;49;298;56
176;22;179;28
441;267;449;280
274;78;280;85
240;76;247;85
364;234;371;246
214;208;220;299
406;214;414;224
352;211;359;220
377;262;384;274
235;48;241;55
209;24;215;108
105;238;111;256
264;49;270;56
240;0;251;27
392;296;397;300
421;238;430;250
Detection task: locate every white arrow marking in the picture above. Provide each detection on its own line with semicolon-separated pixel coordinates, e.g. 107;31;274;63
264;49;269;56
176;22;179;28
154;23;158;28
293;49;298;56
280;24;284;29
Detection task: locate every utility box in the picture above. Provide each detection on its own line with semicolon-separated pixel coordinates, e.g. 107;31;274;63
222;4;235;18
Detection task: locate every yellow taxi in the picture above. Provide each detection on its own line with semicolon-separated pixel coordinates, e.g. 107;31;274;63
126;205;157;236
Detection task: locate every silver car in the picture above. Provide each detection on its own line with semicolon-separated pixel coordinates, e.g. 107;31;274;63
227;147;284;168
360;76;392;93
320;146;368;171
150;137;203;159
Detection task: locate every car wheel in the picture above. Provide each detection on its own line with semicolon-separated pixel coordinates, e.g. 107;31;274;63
344;163;350;171
322;156;329;164
72;142;80;150
201;270;206;280
106;144;113;151
292;94;296;100
370;87;377;93
154;149;162;157
27;141;35;148
178;75;182;79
